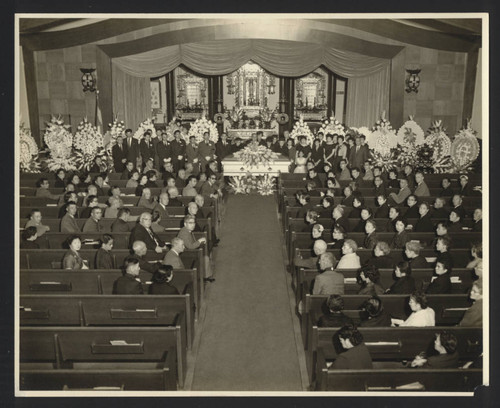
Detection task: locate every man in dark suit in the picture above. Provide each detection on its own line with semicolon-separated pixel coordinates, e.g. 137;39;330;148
120;161;135;180
198;132;216;173
348;137;369;169
124;129;140;167
331;324;373;369
414;202;435;232
139;131;156;168
156;133;173;167
170;130;187;172
431;197;450;220
333;205;350;233
215;132;232;169
129;212;167;252
112;257;143;294
439;177;455;198
472;208;482;232
112;135;128;172
373;176;387;198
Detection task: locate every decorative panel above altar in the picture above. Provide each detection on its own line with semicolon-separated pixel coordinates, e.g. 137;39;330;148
174;66;208;121
294;67;328;121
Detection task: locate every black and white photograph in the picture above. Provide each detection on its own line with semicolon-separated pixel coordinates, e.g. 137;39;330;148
14;13;488;397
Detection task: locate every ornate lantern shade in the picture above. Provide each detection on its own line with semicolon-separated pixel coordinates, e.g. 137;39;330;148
405;69;421;93
80;68;96;92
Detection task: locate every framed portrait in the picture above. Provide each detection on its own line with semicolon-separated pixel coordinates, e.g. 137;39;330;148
150;79;161;109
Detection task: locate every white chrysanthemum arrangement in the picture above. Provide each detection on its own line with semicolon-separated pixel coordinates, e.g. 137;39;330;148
321;116;345;136
43;116;77;171
290;116;314;145
188;117;219;144
133;118;156;140
19;123;41;173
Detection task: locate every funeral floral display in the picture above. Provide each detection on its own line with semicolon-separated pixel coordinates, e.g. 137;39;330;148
425;120;452;162
450;120;480;172
350;126;371;140
290;116;314;145
166;116;182;141
133;118;156;140
320;116;345;136
367;112;398;156
187;116;219;144
19;123;41;173
255;173;275;196
233;143;279;169
73;118;106;171
43;116;77;172
108;117;126;141
396;116;425;148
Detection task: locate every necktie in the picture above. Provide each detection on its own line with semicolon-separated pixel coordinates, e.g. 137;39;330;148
147;228;160;246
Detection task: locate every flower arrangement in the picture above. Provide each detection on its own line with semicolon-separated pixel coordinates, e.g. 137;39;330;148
367;112;398;156
166;116;182;141
19;123;41;173
73;118;106;170
109;117;126;141
228;174;256;194
350;126;371;140
43;116;77;171
187;116;219;144
425;120;452;162
320;116;345;136
450;120;480;171
233;143;279;169
290;116;314;145
133;118;156;140
255;173;275;196
396;116;425;147
370;149;399;173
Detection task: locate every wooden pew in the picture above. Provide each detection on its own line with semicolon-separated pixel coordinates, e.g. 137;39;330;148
310;326;482;389
20;248;206;306
20;268;199;319
20;294;193;349
315;364;482;392
302;294;473;351
293;247;474;269
20;326;186;389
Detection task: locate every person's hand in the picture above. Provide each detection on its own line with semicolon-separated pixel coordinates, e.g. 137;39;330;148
177;155;183;160
155;246;163;253
122;158;127;163
410;356;427;367
198;237;207;244
391;318;403;327
193;158;198;163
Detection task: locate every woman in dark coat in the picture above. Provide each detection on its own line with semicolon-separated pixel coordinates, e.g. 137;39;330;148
149;265;180;295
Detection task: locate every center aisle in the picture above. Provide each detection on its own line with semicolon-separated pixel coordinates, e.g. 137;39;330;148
191;194;303;391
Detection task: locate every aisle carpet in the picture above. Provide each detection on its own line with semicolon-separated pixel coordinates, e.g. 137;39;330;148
191;194;302;391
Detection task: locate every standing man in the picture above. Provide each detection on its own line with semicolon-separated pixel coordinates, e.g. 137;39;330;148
348;136;369;170
112;135;128;172
170;130;187;172
186;135;200;175
139;131;156;168
156;132;173;168
198;132;216;173
215;132;232;170
124;128;140;169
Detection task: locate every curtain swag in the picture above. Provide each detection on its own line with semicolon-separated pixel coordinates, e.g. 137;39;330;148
110;39;390;79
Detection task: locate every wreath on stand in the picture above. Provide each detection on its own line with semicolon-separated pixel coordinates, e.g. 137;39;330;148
42;116;77;172
19;123;41;173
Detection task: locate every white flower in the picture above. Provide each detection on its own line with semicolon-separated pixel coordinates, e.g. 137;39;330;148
134;118;156;140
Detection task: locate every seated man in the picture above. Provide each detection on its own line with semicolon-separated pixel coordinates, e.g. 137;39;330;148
435;236;454;268
35;177;61;200
112;257;143;295
111;207;131;232
447;209;464;232
163;237;186;269
82;207;103;232
413;201;434;232
403;194;420;219
129;212;167;253
431;197;450;220
182;175;199;197
25;209;50;237
439;177;455;197
131;240;160;274
404;241;429;269
459;281;483;327
60;202;80;233
332;205;350;233
337;239;361;269
472;208;482;232
367;241;395;269
414;171;430;197
388;178;411;206
426;260;452;294
294;239;328;270
318;295;353;327
312;252;342;295
330;324;373;369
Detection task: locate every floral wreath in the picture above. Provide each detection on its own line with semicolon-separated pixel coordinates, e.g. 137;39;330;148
19;123;41;173
320;116;345;136
108;117;126;141
366;112;397;156
450;120;480;170
396;115;425;147
276;112;289;125
187;116;219;144
43;116;73;158
290;116;314;145
73;118;105;170
133;118;156;140
425;120;452;161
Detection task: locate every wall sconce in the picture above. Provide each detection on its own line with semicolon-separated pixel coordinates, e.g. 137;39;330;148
267;77;276;95
80;68;96;92
405;68;421;93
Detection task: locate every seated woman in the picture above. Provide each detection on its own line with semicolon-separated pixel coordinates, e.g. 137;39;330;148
138;188;157;210
302;210;319;233
311;224;325;242
387;169;400;189
20;226;39;249
391;291;435;327
305;180;321;197
357;264;385;296
353;207;373;233
95;234;114;269
104;197;121;219
435;236;454;268
151;210;166;234
317;294;353;327
348;197;364;219
325;176;340;190
360;296;391;327
459;280;483;327
410;331;459;368
330;324;373;369
135;174;149;197
466;241;483;278
148;265;180;295
337;239;361;269
319;196;335;218
54;168;66;188
363;219;379;250
328;225;346;249
62;235;89;270
126;170;140;189
390;217;409;249
367;241;395;269
425;260;452;294
386;261;415;294
385;206;402;232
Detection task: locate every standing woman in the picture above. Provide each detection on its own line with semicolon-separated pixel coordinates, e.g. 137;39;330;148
62;235;89;270
311;138;325;171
